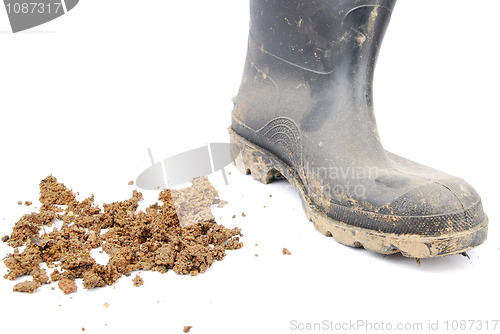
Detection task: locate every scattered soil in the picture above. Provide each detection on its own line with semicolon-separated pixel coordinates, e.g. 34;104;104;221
17;201;22;205
25;201;32;206
183;326;193;333
132;275;144;287
128;181;134;186
3;175;242;293
282;248;292;255
1;235;9;243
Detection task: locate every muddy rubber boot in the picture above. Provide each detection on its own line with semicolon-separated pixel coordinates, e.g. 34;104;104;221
229;0;488;258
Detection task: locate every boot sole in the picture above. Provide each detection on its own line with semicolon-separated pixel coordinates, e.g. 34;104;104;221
229;128;488;258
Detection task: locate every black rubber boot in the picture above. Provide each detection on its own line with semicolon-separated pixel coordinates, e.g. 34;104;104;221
229;0;488;258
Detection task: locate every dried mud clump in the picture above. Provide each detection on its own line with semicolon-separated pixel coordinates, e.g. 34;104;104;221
58;278;77;294
3;175;242;293
132;275;144;287
13;280;41;293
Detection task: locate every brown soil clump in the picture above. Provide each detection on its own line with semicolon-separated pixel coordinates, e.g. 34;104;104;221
13;280;41;293
132;275;144;287
3;175;242;293
183;326;193;333
282;248;292;255
58;278;77;294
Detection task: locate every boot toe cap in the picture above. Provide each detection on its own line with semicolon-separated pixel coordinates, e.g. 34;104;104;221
389;178;479;217
385;178;485;236
327;177;486;237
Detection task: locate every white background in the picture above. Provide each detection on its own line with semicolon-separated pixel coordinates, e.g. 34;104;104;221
0;1;499;333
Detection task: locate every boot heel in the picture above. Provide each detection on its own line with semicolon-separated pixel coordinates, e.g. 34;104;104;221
229;128;283;185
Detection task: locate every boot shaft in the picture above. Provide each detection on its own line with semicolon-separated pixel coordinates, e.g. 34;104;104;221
234;0;396;138
249;0;396;77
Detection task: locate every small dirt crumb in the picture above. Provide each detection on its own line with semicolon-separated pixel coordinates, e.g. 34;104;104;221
1;235;9;242
231;215;236;219
254;253;259;257
58;278;77;294
17;201;22;205
241;212;246;217
183;326;193;333
82;328;85;332
282;248;292;255
13;280;41;293
104;303;109;308
128;181;134;186
51;286;55;290
132;275;144;287
25;201;32;206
